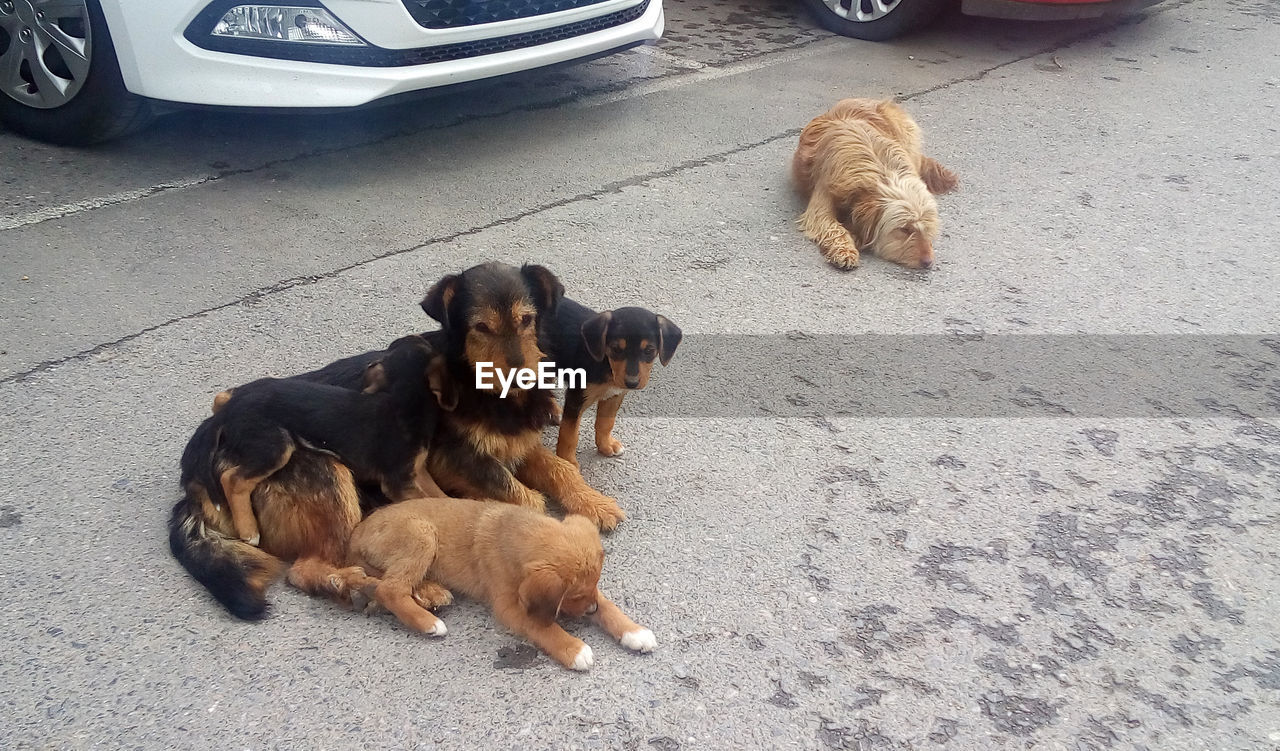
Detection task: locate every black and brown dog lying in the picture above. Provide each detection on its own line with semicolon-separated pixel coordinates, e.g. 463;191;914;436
170;262;627;620
549;299;681;465
170;335;453;618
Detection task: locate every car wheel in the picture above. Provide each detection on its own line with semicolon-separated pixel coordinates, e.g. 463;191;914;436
800;0;947;40
0;0;152;145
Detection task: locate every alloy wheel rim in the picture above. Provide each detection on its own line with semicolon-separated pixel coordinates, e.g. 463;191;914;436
822;0;901;22
0;0;93;109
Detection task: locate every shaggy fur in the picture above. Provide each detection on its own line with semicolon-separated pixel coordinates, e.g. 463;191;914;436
348;497;657;670
792;97;958;270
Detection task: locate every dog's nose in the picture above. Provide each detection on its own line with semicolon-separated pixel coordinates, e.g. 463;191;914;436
625;377;640;389
918;258;934;270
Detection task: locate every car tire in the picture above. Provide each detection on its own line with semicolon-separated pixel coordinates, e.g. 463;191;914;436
800;0;948;40
0;0;153;145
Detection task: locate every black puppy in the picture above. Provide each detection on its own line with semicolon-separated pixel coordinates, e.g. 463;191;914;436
196;334;455;545
548;299;681;465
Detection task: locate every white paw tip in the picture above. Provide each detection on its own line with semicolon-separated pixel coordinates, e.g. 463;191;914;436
571;644;594;671
621;628;657;653
246;534;260;547
429;620;448;637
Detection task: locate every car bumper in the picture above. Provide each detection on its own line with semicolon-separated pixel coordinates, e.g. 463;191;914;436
99;0;664;108
960;0;1165;20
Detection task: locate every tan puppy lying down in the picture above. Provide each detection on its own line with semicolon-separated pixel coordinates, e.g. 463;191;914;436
348;497;656;671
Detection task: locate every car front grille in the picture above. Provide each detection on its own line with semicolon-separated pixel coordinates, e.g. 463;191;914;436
402;0;616;29
185;0;650;67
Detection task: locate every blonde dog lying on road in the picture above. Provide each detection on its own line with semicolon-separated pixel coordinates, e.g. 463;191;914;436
792;97;959;270
347;496;656;671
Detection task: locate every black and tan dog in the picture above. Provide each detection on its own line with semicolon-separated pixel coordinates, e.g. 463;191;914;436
197;334;454;546
170;335;453;618
548;299;681;465
419;262;626;530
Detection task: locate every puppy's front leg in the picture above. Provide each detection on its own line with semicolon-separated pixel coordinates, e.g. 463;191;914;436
493;598;593;671
593;394;625;458
218;428;297;546
555;389;588;465
220;471;263;546
517;446;625;531
592;591;656;653
800;191;860;270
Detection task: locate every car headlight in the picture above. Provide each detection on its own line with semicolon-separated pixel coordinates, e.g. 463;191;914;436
210;5;366;46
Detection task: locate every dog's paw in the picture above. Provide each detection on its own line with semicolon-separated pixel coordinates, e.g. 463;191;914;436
596;436;625;458
570;644;594;671
428;620;448;637
545;402;563;426
591;500;626;533
244;533;261;547
413;581;454;610
620;628;657;653
825;249;861;270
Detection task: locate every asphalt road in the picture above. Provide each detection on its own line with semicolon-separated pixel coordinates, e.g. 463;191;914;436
3;0;1279;748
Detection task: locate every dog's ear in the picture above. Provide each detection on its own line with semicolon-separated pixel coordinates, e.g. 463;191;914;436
426;354;458;411
521;264;565;317
518;565;567;623
211;389;233;415
656;315;682;366
581;311;612;362
361;360;388;394
421;274;460;330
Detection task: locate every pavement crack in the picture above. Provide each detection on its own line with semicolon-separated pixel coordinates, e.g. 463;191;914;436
1;128;799;385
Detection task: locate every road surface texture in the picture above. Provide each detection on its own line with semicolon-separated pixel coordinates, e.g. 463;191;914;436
2;0;1279;748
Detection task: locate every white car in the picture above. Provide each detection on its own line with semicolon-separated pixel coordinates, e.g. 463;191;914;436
0;0;664;144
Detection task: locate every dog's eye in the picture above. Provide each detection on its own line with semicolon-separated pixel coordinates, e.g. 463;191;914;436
643;346;657;358
520;314;535;328
474;322;492;335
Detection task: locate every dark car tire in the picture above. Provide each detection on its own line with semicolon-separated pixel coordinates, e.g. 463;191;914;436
0;0;153;145
800;0;948;40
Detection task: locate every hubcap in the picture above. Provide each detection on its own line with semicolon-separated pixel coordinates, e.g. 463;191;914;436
0;0;92;109
822;0;901;22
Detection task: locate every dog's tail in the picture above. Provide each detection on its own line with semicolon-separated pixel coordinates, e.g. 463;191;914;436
168;490;284;620
917;156;959;195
